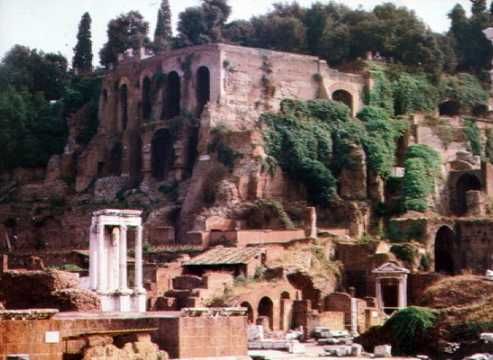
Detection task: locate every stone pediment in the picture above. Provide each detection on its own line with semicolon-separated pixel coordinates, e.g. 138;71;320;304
372;262;409;274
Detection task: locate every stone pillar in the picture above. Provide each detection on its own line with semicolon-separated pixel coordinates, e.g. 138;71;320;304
398;275;408;308
134;225;146;311
97;223;107;293
375;278;383;310
89;222;98;290
134;225;144;291
118;225;131;311
108;227;120;292
304;207;317;238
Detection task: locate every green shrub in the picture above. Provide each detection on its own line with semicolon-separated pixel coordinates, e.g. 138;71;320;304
392;73;438;116
439;73;488;112
385;306;439;355
387;220;426;242
401;145;441;212
463;118;481;156
390;243;417;263
486;129;493;164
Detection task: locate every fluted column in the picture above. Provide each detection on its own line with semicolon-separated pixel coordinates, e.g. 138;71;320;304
398;275;408;308
97;223;106;293
134;225;144;291
89;221;98;290
119;225;129;292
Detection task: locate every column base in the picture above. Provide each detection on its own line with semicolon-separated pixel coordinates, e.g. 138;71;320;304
133;289;147;312
118;294;132;312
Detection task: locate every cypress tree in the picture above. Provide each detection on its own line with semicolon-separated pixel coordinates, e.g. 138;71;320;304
72;12;93;74
154;0;173;52
471;0;487;17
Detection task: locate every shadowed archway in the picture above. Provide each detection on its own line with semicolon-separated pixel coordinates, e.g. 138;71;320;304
151;129;175;180
454;173;481;216
435;226;456;275
332;89;353;113
196;66;210;116
257;296;274;330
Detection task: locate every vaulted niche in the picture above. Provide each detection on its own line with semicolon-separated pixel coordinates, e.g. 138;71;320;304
151;129;175;180
165;71;181;119
142;76;152;121
196;66;211;116
120;84;128;130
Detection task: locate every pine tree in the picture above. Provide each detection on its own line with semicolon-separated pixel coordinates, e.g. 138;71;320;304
471;0;487;17
72;12;93;74
154;0;173;52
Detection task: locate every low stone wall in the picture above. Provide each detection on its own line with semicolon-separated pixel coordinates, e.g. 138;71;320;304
208;229;306;247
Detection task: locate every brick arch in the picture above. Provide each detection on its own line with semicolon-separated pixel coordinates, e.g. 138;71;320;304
328;83;359;115
257;296;274;330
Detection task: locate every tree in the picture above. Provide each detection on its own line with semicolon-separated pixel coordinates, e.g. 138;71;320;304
154;0;173;52
0;45;68;100
99;11;150;67
177;0;231;46
72;12;93;74
471;0;487;16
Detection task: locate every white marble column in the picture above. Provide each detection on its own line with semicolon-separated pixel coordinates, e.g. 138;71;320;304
97;223;107;293
108;227;120;291
375;278;383;310
89;221;98;290
134;225;144;291
398;275;408;308
119;225;129;292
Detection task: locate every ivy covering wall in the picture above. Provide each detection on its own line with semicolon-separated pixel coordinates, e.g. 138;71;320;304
262;99;406;206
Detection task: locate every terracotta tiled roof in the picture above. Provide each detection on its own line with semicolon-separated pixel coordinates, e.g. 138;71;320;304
184;246;264;266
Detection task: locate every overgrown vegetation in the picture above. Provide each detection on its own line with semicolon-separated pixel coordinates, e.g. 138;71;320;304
390;243;418;263
463;117;482;155
262;99;406;206
401;145;441;212
385;306;439;355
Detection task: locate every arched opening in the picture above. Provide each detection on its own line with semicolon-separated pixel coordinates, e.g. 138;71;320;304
109;143;123;176
120;84;128;130
257;296;274;331
102;89;108;104
454;173;481;216
129;134;142;183
165;71;181;119
151;129;175;180
240;301;254;323
142;76;152;121
435;226;456;274
439;100;461;117
332;90;353;113
196;66;210;116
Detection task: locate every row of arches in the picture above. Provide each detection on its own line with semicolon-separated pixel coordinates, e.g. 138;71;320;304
114;66;211;131
239;291;292;331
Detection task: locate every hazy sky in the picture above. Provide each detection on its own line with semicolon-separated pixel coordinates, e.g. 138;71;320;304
0;0;471;65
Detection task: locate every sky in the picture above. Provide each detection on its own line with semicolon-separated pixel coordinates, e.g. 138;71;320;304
0;0;472;66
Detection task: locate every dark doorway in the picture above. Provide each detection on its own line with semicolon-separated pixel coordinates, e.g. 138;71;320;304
120;84;128;130
165;72;181;119
435;226;456;274
109;142;123;176
151;129;175;180
257;296;274;330
332;90;353;113
439;100;461;117
454;174;481;216
240;301;254;323
381;278;399;315
196;66;210;116
142;76;152;121
129;134;142;183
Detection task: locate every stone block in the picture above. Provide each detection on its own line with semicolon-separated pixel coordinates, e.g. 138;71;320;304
374;344;392;357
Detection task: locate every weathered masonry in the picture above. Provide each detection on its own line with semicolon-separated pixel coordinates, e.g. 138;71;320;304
75;43;367;192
